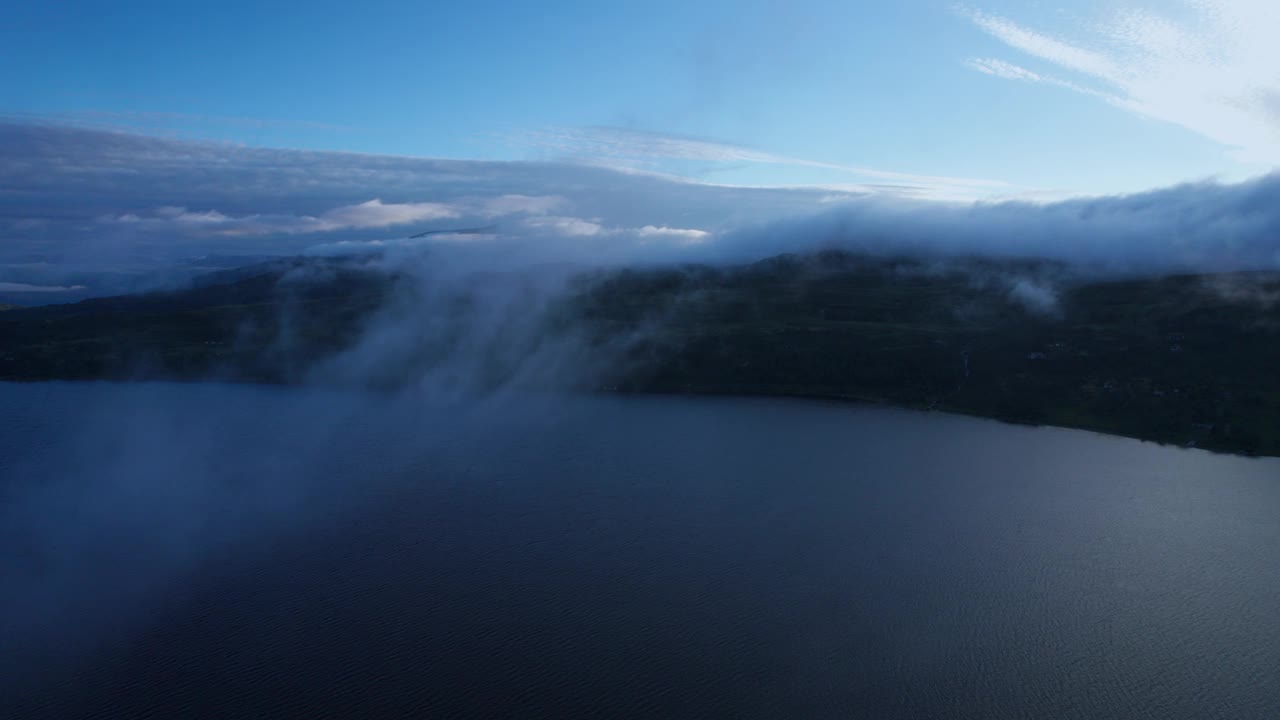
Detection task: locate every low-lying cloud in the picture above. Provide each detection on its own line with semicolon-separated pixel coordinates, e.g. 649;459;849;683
0;282;87;293
716;176;1280;275
0;122;827;280
3;121;1280;302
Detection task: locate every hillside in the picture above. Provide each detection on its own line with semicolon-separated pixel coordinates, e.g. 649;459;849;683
575;253;1280;456
1;251;1277;456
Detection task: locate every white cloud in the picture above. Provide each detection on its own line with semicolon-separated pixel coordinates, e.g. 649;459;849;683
968;58;1046;83
965;1;1280;165
108;209;213;233
966;56;1113;100
517;216;710;243
156;207;235;224
318;199;458;230
101;199;460;237
635;225;710;243
521;216;605;237
968;10;1126;83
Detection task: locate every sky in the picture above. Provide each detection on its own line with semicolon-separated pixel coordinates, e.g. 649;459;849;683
5;0;1277;194
2;0;1280;296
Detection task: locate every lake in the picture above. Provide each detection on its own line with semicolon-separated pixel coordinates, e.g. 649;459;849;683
2;381;1278;719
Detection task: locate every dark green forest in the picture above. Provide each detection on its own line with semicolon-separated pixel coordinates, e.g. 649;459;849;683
3;251;1277;456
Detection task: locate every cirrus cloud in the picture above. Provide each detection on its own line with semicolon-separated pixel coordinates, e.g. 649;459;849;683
964;1;1280;166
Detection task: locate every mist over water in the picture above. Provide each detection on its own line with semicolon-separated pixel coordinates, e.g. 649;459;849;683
301;254;610;394
3;382;1279;719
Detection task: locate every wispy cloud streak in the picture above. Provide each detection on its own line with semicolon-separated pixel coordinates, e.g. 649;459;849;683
517;126;1017;199
964;1;1280;165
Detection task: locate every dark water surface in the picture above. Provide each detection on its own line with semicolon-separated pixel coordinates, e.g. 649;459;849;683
2;382;1278;719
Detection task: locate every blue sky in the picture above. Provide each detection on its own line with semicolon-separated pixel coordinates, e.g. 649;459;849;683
4;0;1275;197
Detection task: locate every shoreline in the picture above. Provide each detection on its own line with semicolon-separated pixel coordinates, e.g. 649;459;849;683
3;376;1272;460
